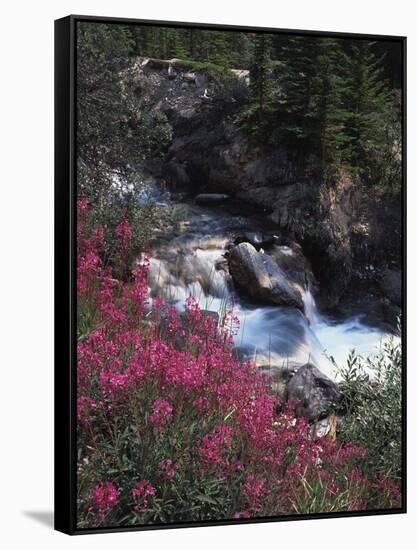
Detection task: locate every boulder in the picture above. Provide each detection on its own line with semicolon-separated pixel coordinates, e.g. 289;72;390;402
228;242;303;309
268;243;314;290
286;363;341;422
234;231;278;249
195;193;230;206
380;269;401;306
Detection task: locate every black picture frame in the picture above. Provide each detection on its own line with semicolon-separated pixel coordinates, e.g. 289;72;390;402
55;14;407;535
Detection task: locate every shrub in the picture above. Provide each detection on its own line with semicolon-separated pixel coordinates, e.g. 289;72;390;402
335;335;402;482
76;201;401;528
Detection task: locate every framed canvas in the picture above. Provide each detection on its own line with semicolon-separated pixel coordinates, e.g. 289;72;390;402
54;14;406;535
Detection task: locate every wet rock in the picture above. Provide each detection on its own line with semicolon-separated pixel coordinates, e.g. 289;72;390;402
228;242;304;309
234;231;278;249
286;363;341;422
214;256;229;272
195;193;230;205
267;243;314;291
380;269;401;306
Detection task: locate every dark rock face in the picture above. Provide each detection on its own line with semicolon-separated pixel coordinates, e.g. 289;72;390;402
195;193;230;205
228;242;304;309
380;269;401;306
286;363;341;422
162;159;190;188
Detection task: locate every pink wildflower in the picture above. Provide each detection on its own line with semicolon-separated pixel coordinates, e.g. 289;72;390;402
158;459;178;480
243;474;270;513
115;217;132;249
233;511;251;519
148;399;173;431
197;424;234;472
132;480;156;511
91;482;119;520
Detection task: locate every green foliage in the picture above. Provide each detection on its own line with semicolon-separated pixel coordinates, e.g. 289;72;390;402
340;41;400;190
132;27;189;59
90;23;400;192
200;30;233;67
276;36;321;146
238;35;400;190
77;22;173;199
77;22;175;260
334;334;402;482
239;34;274;135
132;27;235;69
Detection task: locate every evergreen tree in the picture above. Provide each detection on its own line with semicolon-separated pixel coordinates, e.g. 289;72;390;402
272;36;350;175
275;36;321;147
228;32;254;68
249;34;273;117
206;31;232;66
341;41;393;173
77;23;172;198
308;38;350;170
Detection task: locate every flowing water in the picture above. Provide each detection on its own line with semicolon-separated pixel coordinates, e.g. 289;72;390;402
143;184;393;381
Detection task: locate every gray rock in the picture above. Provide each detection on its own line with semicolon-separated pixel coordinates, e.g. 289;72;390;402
235;231;278;249
145;58;170;70
195;73;208;88
228;242;303;309
268;243;314;290
195;193;230;205
380;269;401;306
286;363;341;422
183;72;196;83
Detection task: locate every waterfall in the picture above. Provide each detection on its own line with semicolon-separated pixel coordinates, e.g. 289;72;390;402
301;285;321;327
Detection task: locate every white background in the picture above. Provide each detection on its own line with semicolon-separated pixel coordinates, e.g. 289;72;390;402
1;0;415;547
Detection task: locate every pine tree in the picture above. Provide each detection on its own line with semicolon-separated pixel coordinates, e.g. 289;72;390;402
341;41;393;172
77;23;172;197
249;34;273;117
309;38;350;170
275;36;321;147
228;32;254;68
272;36;350;174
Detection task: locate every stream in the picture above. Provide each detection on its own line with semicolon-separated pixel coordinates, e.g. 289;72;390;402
140;183;391;381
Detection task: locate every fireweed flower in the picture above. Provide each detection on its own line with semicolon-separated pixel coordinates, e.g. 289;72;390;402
115;217;132;249
132;480;156;511
243;475;270;513
91;482;119;520
158;459;178;480
233;511;251;519
76;203;401;523
148;399;173;431
197;424;234;472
